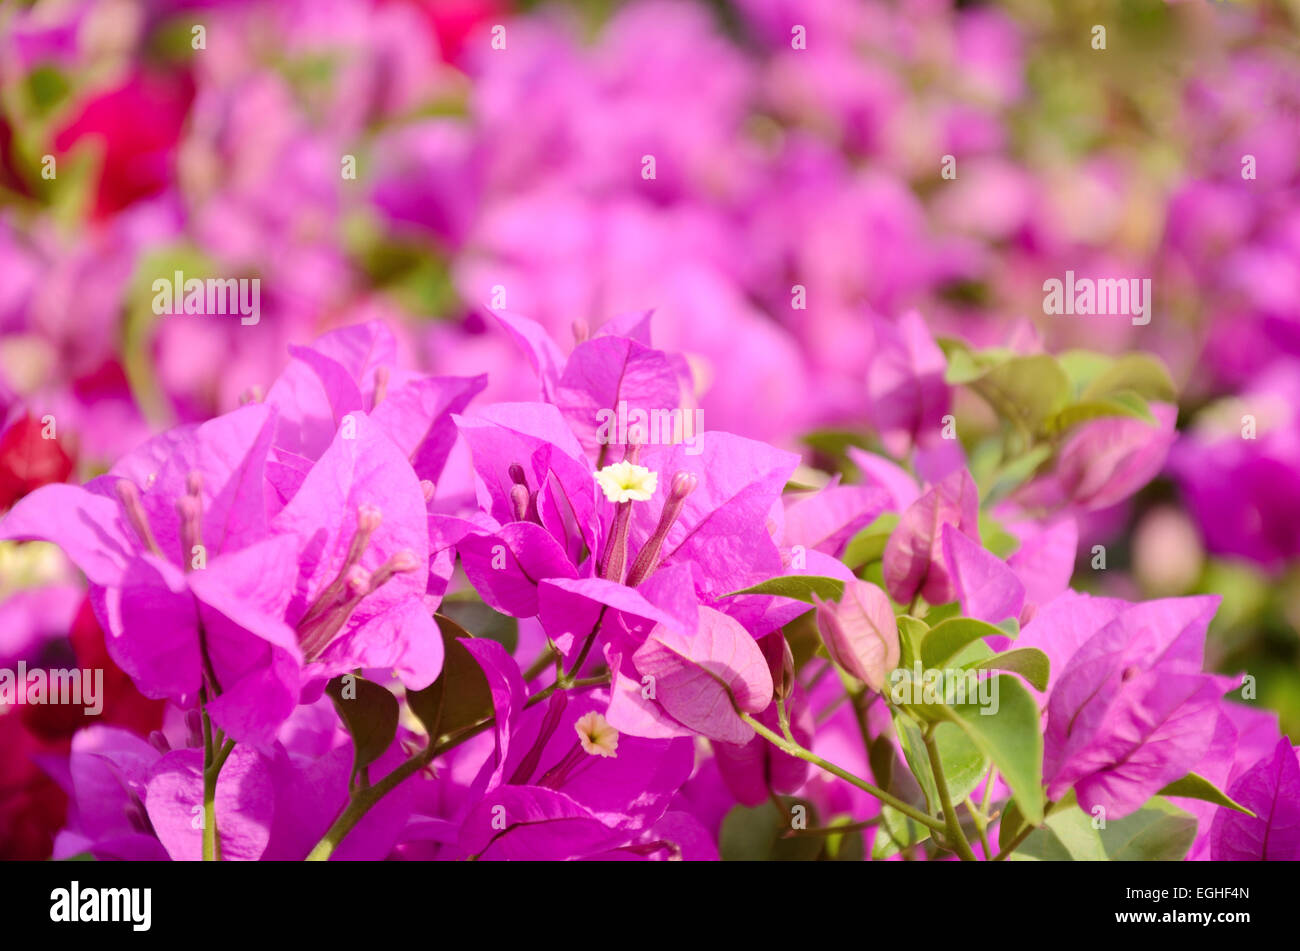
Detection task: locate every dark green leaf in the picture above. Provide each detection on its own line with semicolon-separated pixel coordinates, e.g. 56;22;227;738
406;614;493;741
326;675;399;772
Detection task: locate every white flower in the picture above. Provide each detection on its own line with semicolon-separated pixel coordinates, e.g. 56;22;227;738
594;461;658;503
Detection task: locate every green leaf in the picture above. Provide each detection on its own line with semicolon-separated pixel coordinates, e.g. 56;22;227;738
983;446;1053;505
719;800;824;861
325;675;399;773
406;614;493;741
938;339;1015;385
965;647;1050;692
893;713;939;812
998;792;1075;854
894;712;988;811
1158;772;1255;816
1009;805;1108;861
1080;353;1176;403
1058;349;1115;395
1045;396;1154;436
872;804;932;859
940;674;1045;824
977;512;1023;556
1099;798;1199;860
1013;798;1198;861
970;355;1071;434
723;575;845;603
920;617;1008;669
438;597;519;654
823;816;867;861
842;513;899;570
897;616;928;671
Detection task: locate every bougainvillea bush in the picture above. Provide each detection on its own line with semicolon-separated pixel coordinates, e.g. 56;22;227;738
0;0;1297;862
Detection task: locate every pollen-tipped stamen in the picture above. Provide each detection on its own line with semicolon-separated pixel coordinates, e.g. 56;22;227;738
298;504;382;630
114;480;163;557
626;471;698;587
175;471;205;570
298;565;371;661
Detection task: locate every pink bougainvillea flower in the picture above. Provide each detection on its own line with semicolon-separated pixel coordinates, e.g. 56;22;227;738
866;310;952;458
455;689;694;860
882;468;980;605
265;320;485;482
1042;596;1238;819
1210;736;1300;861
940;524;1025;627
606;606;773;745
0;404;304;745
1017;404;1177;512
813;578;900;691
712;684;814;807
51;726;169;862
269;412;441;693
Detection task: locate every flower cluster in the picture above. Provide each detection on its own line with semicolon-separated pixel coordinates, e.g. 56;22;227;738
0;315;1292;862
0;0;1296;862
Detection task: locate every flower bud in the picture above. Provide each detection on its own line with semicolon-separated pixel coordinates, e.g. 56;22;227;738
759;630;796;701
813;578;900;692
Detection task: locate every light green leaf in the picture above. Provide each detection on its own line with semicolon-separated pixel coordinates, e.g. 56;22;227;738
723;575;845;603
1158;772;1255;816
965;647;1050;692
1099;798;1199;860
1080;353;1177;403
1046;396;1154;436
920;617;1008;669
842;513;899;570
970;355;1071;434
940;674;1045;824
897;616;928;671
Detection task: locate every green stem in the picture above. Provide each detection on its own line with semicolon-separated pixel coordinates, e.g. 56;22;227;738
923;728;978;861
520;644;558;683
740;713;946;835
966;796;992;859
783;816;881;839
199;690;223;862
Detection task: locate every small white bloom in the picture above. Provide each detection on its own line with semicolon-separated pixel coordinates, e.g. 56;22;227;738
594;461;658;503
